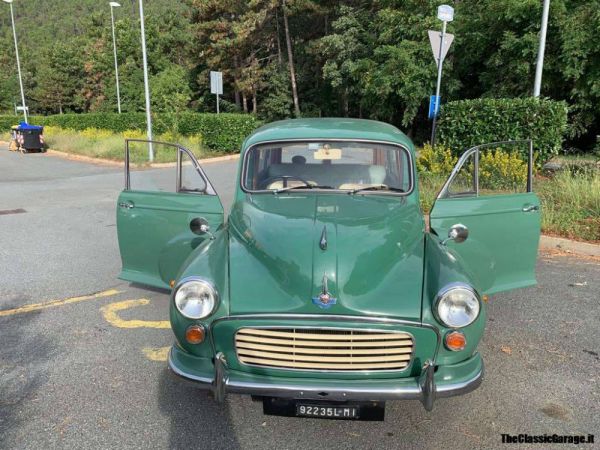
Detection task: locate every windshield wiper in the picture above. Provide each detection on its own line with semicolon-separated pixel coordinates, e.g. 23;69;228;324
349;184;405;194
275;184;334;193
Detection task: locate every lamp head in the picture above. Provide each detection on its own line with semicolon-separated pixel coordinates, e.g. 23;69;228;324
437;4;454;22
3;0;15;5
109;2;121;7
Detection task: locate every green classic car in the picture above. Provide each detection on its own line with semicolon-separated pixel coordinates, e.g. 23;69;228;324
116;118;540;420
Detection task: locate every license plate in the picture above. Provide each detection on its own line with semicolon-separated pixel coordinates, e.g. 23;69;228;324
296;404;358;419
262;397;385;421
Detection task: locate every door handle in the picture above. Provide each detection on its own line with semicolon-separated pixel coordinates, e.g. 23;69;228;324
522;204;539;212
119;201;135;209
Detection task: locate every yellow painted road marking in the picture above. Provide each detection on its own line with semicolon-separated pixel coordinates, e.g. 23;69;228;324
0;289;121;317
100;299;170;329
142;346;170;361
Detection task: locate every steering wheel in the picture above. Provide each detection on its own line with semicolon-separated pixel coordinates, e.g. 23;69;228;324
259;175;311;190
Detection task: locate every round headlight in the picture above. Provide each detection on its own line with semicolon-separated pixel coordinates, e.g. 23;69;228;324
174;278;218;319
435;284;480;328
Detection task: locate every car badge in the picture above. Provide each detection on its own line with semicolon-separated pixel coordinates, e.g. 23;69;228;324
312;275;337;309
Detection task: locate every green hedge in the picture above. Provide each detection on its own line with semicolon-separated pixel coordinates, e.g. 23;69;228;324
437;98;568;163
176;113;262;151
0;112;262;152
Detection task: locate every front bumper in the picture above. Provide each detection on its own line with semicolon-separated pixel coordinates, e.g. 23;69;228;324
168;345;483;411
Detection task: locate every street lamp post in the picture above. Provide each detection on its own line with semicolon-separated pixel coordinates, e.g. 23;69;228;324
430;4;454;148
3;0;28;123
109;2;122;114
138;0;153;161
533;0;550;97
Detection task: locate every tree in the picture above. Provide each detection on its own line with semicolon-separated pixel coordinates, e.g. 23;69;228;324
259;65;293;121
34;42;84;114
151;66;192;113
282;0;300;115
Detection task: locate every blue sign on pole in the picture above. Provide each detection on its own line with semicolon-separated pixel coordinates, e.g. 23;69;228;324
428;95;440;119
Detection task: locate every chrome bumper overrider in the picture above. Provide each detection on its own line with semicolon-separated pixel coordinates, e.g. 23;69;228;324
168;348;484;411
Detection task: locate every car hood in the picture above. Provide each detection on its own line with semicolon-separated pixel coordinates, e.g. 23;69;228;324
228;193;425;320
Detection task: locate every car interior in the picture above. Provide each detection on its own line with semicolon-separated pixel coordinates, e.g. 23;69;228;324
244;143;409;191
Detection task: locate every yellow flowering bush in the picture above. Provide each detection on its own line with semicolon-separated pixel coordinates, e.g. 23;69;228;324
416;144;458;177
479;149;528;192
79;128;115;140
122;129;147;140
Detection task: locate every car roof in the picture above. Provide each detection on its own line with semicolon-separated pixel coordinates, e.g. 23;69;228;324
242;118;414;151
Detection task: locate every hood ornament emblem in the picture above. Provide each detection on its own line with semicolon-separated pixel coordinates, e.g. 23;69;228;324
319;225;327;250
312;275;337;309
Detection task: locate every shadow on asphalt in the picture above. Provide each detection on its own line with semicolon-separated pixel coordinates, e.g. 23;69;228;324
127;282;171;296
0;311;55;448
158;367;241;449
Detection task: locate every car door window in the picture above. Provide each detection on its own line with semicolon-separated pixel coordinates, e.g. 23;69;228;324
180;151;207;193
125;140;212;194
447;151;476;196
442;141;532;198
128;141;179;192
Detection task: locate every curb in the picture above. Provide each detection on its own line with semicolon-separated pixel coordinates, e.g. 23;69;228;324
1;141;239;167
539;235;600;258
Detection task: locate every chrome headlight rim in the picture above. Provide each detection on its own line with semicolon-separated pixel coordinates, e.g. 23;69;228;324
434;282;481;329
173;276;219;320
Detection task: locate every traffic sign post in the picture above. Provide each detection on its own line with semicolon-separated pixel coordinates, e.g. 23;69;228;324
428;30;454;68
210;71;223;114
429;5;454;148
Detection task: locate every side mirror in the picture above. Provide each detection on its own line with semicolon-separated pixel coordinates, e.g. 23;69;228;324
442;224;468;245
190;217;215;240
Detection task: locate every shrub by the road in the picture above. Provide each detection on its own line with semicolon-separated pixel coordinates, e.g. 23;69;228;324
42;126;206;164
437;98;568;164
418;145;599;242
0;112;262;152
417;144;527;192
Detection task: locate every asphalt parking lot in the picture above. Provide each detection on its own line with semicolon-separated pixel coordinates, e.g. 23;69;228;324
0;146;598;449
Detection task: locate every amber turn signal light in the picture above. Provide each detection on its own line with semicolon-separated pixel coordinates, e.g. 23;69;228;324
185;325;205;344
445;331;466;351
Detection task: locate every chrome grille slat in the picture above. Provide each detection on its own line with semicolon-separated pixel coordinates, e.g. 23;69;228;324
235;327;414;371
236;335;412;347
235;341;413;355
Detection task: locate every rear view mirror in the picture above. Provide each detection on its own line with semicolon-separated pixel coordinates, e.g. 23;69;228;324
442;224;469;245
190;217;215;239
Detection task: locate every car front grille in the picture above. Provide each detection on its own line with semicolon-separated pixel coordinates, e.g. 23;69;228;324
235;327;414;371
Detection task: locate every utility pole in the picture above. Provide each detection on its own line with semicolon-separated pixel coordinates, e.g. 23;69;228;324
138;0;153;161
533;0;550;97
109;2;122;113
3;0;27;123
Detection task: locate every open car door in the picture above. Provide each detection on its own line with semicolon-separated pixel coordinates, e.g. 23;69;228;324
429;140;540;295
116;140;224;289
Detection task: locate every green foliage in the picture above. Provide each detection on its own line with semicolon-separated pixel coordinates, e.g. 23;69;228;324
176;113;262;151
150;66;192;113
416;144;457;177
479;149;528;191
41;126;205;164
537;169;600;242
437;98;568;163
0;0;599;151
259;67;293;122
1;112;262;152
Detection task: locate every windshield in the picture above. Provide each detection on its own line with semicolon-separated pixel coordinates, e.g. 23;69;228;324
243;141;412;193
